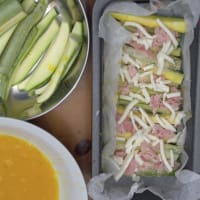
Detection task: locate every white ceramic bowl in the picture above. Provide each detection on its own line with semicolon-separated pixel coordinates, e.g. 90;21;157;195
0;117;88;200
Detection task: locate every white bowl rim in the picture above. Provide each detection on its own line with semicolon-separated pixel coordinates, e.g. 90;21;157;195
0;117;88;200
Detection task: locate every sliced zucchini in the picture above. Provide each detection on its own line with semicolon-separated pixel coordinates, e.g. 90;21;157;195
12;20;59;85
36;22;83;103
64;42;87;85
0;25;16;56
111;12;187;33
0;1;47;100
23;21;70;91
0;0;26;36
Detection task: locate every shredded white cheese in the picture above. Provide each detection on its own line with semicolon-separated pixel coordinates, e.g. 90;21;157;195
156;18;178;47
125;134;137;150
174;111;186;126
157;53;165;75
163;54;175;65
143;64;154;71
129;92;147;103
139;107;154;127
114;150;135;181
119;68;125;82
116;137;126;142
160;140;173;172
113;156;124;166
130;111;138;131
152;140;160;146
118;100;138;124
167;92;181;98
141;88;150;103
163;101;175;121
156;83;170;92
124;21;154;39
161;117;176;132
122;53;141;68
170;150;175;168
135;154;144;166
155;114;169;130
123;68;131;83
134;115;149;129
139;71;152;78
120;95;133;102
149;74;156;89
167;132;181;143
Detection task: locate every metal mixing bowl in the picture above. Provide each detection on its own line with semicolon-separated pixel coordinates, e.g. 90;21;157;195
3;0;90;120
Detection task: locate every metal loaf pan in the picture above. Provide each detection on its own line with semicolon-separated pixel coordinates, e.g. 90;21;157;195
92;0;200;199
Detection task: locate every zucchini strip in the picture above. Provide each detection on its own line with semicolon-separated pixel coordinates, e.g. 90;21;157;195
21;0;37;13
63;42;87;84
111;12;187;33
0;0;26;36
12;20;59;85
23;21;71;91
36;22;83;103
0;25;16;56
66;0;82;22
15;8;57;69
0;1;47;100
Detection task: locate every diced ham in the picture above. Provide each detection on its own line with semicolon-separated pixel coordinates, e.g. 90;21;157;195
152;124;175;140
116;114;136;135
166;87;182;111
128;65;137;78
153;27;171;47
155;161;165;173
129;41;156;58
114;149;127;158
153;27;179;47
150;94;162;113
140;141;160;163
137;160;154;172
119;84;130;95
125;159;138;176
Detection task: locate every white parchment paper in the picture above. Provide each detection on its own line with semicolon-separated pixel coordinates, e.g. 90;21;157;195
88;0;200;200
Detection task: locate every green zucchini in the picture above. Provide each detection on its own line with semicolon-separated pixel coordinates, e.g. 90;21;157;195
12;20;59;85
23;21;71;91
21;0;37;13
0;25;16;56
64;42;87;85
171;48;181;57
0;0;26;36
0;1;47;100
36;22;83;103
66;0;82;22
111;12;187;33
15;8;57;66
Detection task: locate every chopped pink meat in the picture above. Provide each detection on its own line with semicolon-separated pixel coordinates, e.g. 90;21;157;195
150;94;162;113
114;150;127;158
166;97;182;111
125;159;138;176
129;41;156;58
166;87;182;111
120;85;130;95
153;27;171;47
152;124;175;140
140;141;160;163
137;160;154;172
116;114;136;135
155;161;165;173
128;65;137;78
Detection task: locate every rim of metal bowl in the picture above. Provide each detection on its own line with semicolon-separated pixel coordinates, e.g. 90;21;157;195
26;0;90;121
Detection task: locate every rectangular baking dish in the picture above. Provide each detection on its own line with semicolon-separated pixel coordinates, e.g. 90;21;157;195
92;0;200;199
